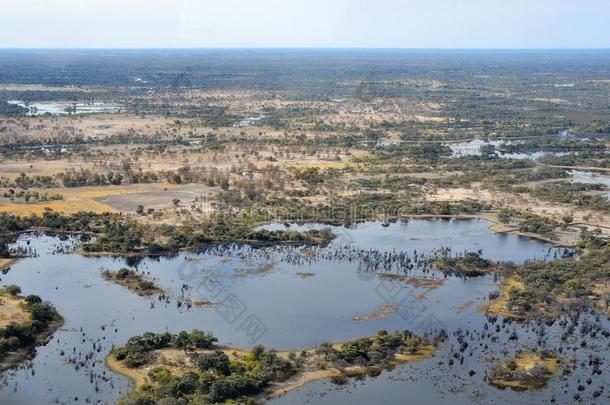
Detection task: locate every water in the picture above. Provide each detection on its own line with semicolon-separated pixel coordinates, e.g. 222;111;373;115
568;170;610;187
448;139;506;157
448;139;570;160
234;114;265;127
0;219;604;405
272;310;610;405
6;100;121;116
569;171;610;200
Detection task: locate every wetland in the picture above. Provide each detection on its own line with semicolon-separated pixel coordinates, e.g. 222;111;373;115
0;49;609;404
0;219;601;404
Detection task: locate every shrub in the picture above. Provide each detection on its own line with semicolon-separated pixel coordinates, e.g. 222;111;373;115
197;351;230;376
4;284;21;296
148;367;172;385
125;351;151;368
24;295;42;305
114;347;128;361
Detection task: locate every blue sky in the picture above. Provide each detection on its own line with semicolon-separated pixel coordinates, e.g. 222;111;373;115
1;0;609;48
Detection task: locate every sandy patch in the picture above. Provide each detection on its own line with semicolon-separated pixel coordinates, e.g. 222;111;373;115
352;303;397;323
0;293;29;328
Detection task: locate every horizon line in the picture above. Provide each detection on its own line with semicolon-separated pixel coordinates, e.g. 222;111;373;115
1;47;610;51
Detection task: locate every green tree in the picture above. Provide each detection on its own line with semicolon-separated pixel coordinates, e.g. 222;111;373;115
197;351;230;375
4;284;21;296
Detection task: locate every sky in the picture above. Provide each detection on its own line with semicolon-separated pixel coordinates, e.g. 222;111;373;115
1;0;609;49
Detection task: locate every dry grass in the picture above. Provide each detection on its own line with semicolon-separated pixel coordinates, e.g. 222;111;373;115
0;258;16;270
490;352;561;390
94;184;215;212
0;199;112;216
0;183;194;215
484;276;525;318
105;355;148;389
3;114;173;141
0;293;29;328
0;84;102;92
591;282;610;313
515;353;559;373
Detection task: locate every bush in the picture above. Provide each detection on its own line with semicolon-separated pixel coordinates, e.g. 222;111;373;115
24;295;42;305
148;367;172;385
138;280;156;291
4;284;21;296
171;372;199;397
29;303;55;323
208;379;236;403
117;329;423;404
125;351;151;368
187;330;217;349
114;347;128;361
116;268;133;279
197;351;230;376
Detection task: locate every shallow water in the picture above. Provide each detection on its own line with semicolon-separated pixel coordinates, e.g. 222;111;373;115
448;139;505;157
448;139;569;160
6;100;121;115
569;171;610;200
271;305;610;405
569;170;610;187
0;219;605;404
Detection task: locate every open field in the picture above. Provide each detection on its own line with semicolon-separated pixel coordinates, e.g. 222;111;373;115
0;183;216;215
1;114;174;141
94;184;216;212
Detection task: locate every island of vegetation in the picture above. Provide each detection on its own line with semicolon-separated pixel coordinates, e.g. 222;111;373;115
107;329;436;404
489;351;562;390
485;232;610;319
102;268;164;296
0;285;63;371
434;250;498;277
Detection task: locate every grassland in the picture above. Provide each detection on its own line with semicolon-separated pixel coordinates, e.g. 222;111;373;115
0;183;211;215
